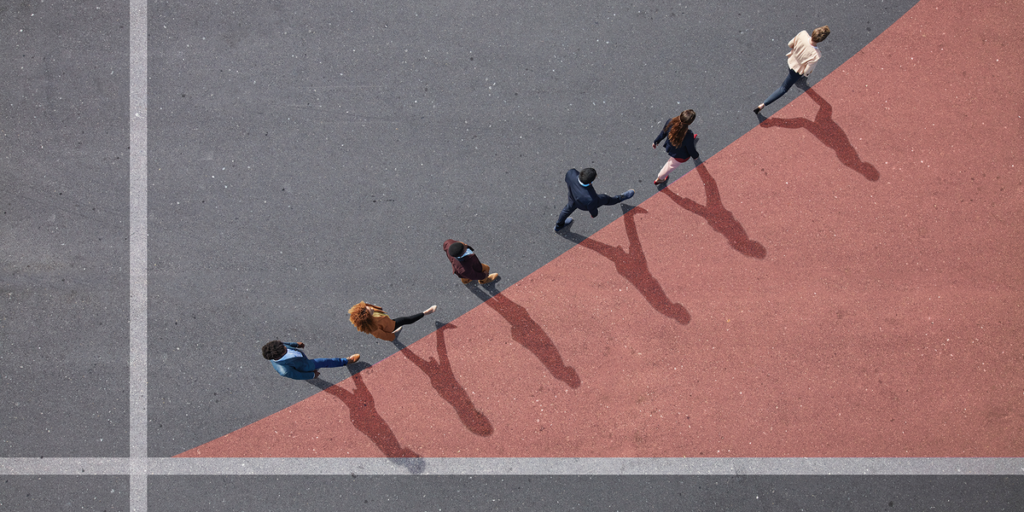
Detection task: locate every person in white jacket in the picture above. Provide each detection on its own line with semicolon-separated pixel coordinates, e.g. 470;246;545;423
754;26;831;114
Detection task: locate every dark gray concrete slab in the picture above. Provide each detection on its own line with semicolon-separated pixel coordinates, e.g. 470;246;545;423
147;0;918;457
0;0;129;457
149;475;1024;512
0;476;128;512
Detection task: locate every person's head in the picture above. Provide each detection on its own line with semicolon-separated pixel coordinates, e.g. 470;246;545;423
348;301;374;333
811;25;830;43
262;340;287;360
447;242;466;258
669;109;696;146
579;168;597;185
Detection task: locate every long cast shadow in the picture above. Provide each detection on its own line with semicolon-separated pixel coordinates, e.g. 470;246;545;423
468;285;581;388
659;161;767;259
394;321;494;436
558;204;691;325
308;373;424;473
759;87;880;181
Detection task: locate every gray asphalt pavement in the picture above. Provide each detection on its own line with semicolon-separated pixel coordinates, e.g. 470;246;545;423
10;1;1019;511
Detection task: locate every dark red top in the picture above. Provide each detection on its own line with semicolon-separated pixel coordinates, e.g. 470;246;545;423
442;239;488;280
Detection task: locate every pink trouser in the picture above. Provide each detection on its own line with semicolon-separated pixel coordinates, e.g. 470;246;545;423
656;156;689;180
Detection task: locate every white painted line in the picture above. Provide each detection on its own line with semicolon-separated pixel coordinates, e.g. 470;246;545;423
0;458;131;476
147;457;1024;476
129;0;148;510
2;458;1023;476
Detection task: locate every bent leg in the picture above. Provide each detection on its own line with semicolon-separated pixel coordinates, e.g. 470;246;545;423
763;68;801;106
656;157;684;181
313;357;349;369
600;193;628;206
392;312;425;328
555;202;577;229
478;264;498;284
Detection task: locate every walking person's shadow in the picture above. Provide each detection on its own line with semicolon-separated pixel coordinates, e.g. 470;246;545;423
558;204;691;325
659;160;767;259
758;86;880;181
468;285;581;388
394;322;494;436
308;371;424;473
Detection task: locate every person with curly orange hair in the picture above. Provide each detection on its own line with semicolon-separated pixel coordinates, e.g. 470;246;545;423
348;301;437;341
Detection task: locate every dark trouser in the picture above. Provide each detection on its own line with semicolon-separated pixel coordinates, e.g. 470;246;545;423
392;312;424;328
763;68;802;106
555;193;628;228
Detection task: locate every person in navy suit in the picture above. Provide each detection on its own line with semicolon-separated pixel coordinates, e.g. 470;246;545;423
261;340;360;380
554;167;634;232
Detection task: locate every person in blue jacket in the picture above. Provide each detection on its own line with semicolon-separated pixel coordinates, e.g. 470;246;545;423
261;340;360;380
652;109;699;185
553;167;634;232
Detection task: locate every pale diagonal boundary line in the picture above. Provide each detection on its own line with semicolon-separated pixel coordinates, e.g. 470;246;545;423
129;0;148;510
1;458;1022;476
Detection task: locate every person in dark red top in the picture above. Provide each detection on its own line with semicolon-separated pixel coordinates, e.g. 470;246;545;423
443;239;499;284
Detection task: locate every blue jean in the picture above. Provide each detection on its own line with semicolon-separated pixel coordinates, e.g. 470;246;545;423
763;68;802;106
312;357;349;369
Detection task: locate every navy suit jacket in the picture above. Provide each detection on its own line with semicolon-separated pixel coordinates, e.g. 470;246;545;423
564;168;603;218
270;342;317;380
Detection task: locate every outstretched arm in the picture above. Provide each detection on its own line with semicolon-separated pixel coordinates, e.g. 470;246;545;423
653;121;669;147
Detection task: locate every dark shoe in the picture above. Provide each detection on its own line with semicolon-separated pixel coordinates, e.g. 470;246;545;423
621;189;635;200
554;217;574;232
753;104;764;114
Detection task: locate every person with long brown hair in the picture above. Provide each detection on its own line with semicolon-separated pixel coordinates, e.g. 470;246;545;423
348;301;437;342
652;109;699;185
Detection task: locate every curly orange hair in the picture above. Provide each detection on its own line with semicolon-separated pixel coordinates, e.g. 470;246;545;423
348;301;376;333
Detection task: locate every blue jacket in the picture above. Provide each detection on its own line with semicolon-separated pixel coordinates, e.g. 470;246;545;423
654;119;699;161
270;342;318;380
564;168;602;218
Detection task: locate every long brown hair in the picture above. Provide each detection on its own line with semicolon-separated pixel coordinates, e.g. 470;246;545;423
668;109;696;147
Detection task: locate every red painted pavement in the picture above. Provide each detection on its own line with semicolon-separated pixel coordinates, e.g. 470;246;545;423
180;0;1024;458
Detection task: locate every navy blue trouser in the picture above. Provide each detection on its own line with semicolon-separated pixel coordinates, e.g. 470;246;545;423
763;68;803;106
556;193;628;228
312;357;349;369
